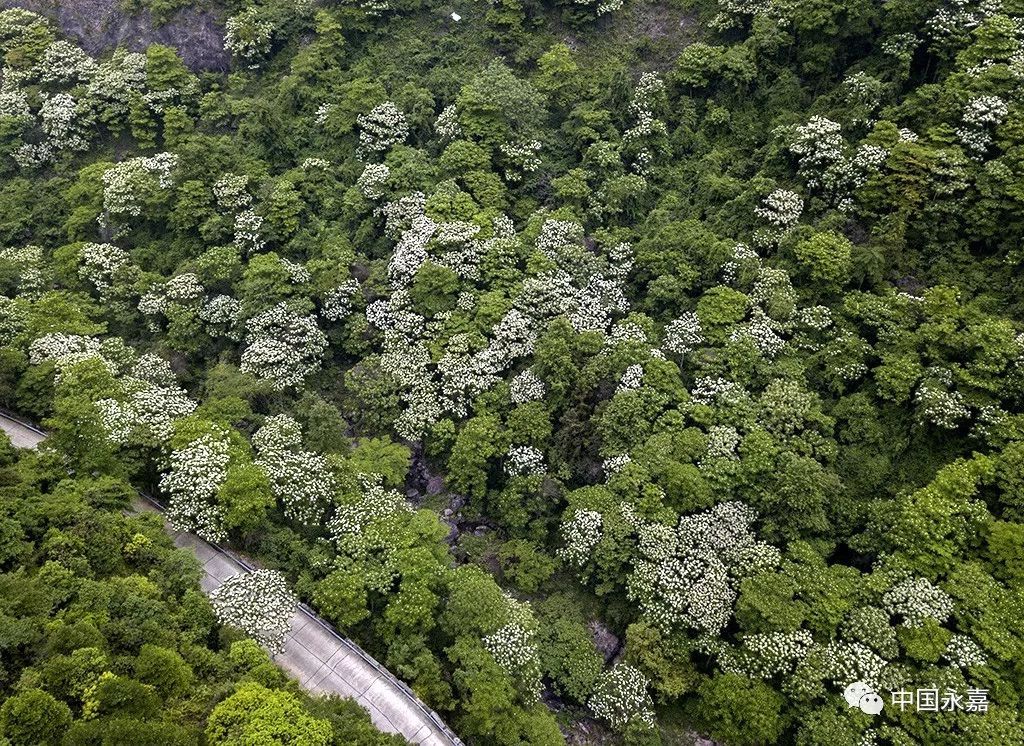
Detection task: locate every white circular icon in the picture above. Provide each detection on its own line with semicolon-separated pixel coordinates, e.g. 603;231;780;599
844;681;872;708
844;681;884;715
858;691;884;715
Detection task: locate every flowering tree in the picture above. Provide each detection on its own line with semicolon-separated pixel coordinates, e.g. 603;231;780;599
102;153;178;218
225;8;274;69
253;414;337;524
356;102;408;158
209;570;298;655
588;664;655;732
161;430;232;543
240;303;327;390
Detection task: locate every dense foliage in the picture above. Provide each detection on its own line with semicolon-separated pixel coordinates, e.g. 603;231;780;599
0;433;404;745
2;0;1024;743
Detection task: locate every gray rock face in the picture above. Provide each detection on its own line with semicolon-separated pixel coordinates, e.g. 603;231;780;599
2;0;229;70
587;620;621;663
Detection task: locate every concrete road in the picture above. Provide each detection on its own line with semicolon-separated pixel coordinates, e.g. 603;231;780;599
0;413;462;746
0;412;45;448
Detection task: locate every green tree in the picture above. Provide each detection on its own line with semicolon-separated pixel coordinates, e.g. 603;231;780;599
205;683;333;746
792;231;853;293
457;60;548;148
695;674;785;746
498;539;556;592
133;644;194;699
0;688;73;745
348;437;410;488
409;261;460;317
219;462;276;535
448;416;504;500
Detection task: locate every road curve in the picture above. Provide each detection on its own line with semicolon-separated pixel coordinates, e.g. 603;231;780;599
0;412;463;746
0;411;47;448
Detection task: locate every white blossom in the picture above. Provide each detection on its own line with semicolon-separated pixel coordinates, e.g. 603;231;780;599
720;630;815;679
505;445;545;476
0;296;25;344
225;8;274;68
435;104;461;140
356;162;390;199
254;415;337;524
329;478;412;543
699;425;740;468
39;92;94;152
498;139;542;181
131;353;177;387
96;378;196;446
957;95;1009;157
356;102;408;157
627;502;779;634
509;369;546;404
915;381;970;429
321;280;361;322
618;363;644;392
558;509;603;567
241;303;327;390
690;376;747;407
78;243;130;296
663;312;703;356
483;595;543;701
102;153;178;217
882;576;953;628
214;173;253;210
0;245;45;295
200;295;243;330
588;664;655;732
38;40;96;86
603;454;632;480
28;333;108;375
944;635;987;668
161;432;231;543
209;570;297;654
754;189;803;228
233;209;265;253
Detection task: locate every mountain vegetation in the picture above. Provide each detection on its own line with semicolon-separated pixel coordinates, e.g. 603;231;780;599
2;0;1024;743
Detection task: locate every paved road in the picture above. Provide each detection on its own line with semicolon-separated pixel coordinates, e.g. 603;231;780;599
0;412;462;746
0;412;47;448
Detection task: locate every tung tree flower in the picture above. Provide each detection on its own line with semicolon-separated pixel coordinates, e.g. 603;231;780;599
240;303;327;390
356;102;408;157
588;664;656;732
225;8;274;68
161;432;231;543
253;415;337;525
210;569;298;654
102;153;178;217
509;369;546;404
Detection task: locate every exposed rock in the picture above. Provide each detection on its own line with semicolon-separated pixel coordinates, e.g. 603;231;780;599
582;459;605;485
563;716;618;746
425;473;445;495
2;0;229;71
692;735;721;746
406;441;448;500
587;620;621;663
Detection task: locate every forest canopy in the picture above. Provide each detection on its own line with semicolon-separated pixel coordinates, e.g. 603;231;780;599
2;0;1024;744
